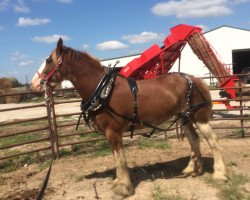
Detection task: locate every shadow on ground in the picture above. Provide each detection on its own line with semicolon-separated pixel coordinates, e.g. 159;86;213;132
85;156;214;188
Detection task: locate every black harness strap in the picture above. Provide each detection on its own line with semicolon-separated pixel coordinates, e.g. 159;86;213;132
104;105;172;135
77;72;210;138
178;73;210;125
127;78;139;138
178;73;193;125
76;65;118;129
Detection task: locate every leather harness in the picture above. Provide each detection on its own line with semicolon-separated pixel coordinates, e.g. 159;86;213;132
77;71;209;137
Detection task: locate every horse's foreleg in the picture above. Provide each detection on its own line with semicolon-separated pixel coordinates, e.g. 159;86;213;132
182;120;203;177
195;122;228;181
106;129;134;198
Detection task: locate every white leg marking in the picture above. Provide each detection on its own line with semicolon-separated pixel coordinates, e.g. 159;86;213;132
196;122;228;181
182;121;203;176
112;148;134;197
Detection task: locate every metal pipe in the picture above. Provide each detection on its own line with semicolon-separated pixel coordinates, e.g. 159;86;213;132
0;146;51;160
0;126;49;138
0;137;50;150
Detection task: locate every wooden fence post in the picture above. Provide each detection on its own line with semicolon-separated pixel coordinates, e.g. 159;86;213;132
44;84;59;159
50;94;60;158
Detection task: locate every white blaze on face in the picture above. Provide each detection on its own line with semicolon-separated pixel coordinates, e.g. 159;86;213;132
31;60;46;91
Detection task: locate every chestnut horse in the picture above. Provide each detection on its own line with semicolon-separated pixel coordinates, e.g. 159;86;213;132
31;38;228;198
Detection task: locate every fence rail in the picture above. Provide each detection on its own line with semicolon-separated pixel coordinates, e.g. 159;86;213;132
0;74;249;161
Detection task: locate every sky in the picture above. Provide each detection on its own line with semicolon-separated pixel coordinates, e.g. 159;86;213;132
0;0;250;83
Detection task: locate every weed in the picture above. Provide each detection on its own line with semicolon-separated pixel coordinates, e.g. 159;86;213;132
204;172;249;200
38;160;51;171
79;131;102;139
220;173;249;200
0;154;33;173
0;132;47;148
152;184;186;200
233;128;246;137
59;140;111;158
91;140;111;157
0;151;51;173
59;148;72;157
227;161;238;167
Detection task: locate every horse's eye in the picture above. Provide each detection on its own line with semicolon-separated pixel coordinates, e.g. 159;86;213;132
46;56;52;64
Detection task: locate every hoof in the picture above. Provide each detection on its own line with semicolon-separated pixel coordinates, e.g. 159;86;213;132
178;171;199;178
112;183;134;198
112;194;126;200
182;167;203;178
212;173;228;182
177;174;189;178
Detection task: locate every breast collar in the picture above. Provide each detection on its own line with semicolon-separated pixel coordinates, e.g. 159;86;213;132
80;65;118;120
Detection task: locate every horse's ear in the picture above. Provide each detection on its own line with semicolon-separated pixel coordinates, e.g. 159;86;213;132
57;38;63;52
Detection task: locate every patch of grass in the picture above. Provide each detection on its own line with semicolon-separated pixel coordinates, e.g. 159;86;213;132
38;160;51;171
220;173;249;200
139;138;170;150
60;147;69;155
91;140;111;157
0;154;34;173
59;139;111;158
79;131;102;139
152;184;186;200
233;128;246;137
0;132;46;148
0;151;51;173
204;172;249;200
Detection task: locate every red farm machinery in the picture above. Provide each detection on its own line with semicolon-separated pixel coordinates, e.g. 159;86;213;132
120;24;239;108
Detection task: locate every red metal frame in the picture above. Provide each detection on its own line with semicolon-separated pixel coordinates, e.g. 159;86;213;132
119;24;239;104
120;24;202;79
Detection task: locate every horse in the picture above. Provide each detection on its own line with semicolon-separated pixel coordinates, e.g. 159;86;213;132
31;38;228;198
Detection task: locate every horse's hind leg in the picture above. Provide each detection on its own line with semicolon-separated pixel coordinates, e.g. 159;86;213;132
182;120;203;177
195;122;228;181
105;129;134;198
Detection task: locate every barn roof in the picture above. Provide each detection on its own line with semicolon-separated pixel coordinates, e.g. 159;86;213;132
205;25;250;34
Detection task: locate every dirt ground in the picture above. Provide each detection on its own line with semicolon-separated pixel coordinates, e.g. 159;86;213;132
0;96;250;200
0;137;249;200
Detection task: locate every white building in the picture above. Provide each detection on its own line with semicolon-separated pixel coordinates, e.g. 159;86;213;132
170;25;250;79
62;25;250;88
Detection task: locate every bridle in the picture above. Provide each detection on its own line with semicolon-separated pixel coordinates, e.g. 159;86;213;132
37;56;63;83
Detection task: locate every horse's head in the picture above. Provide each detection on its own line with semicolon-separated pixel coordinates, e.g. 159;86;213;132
31;38;65;91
